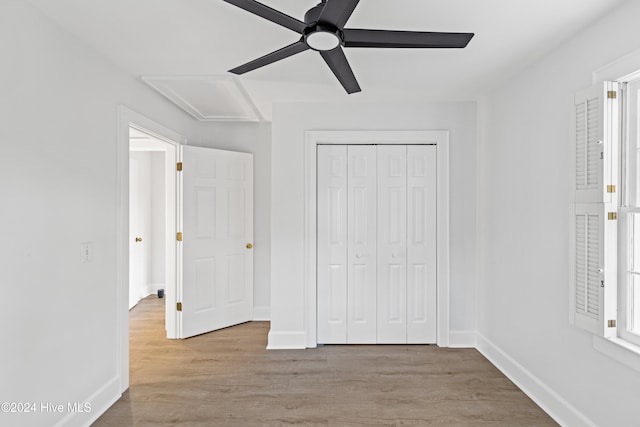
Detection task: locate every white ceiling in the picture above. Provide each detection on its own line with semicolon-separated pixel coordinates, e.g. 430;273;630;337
28;0;627;119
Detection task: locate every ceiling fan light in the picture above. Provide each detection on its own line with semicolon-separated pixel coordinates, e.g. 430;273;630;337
305;31;341;51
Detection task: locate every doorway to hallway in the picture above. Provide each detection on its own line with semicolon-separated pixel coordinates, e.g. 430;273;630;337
129;126;178;336
117;107;257;396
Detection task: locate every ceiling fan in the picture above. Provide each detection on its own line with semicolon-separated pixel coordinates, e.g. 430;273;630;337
222;0;474;94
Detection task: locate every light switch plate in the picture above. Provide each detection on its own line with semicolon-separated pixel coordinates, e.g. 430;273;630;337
81;242;92;263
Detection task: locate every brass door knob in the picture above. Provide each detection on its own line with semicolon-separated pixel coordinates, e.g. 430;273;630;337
135;237;142;242
246;243;253;249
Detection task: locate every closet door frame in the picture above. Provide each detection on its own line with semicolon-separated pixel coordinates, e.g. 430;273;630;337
304;130;450;348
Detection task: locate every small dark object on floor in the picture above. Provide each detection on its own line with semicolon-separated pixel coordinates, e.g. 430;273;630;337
157;289;164;298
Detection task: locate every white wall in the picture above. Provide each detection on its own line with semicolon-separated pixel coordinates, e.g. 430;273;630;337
0;1;201;425
478;1;640;425
195;122;272;319
270;101;477;347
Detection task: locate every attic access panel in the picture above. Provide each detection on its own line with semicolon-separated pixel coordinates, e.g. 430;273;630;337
142;76;261;122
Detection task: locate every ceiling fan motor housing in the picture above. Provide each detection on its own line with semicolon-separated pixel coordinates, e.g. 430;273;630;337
304;23;342;51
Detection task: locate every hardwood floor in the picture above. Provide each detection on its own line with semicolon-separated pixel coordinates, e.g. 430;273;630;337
93;297;557;426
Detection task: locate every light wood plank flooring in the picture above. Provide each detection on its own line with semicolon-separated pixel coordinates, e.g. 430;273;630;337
94;296;557;426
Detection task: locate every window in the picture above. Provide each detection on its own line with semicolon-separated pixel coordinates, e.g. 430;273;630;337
619;77;640;347
621;213;640;346
570;76;640;354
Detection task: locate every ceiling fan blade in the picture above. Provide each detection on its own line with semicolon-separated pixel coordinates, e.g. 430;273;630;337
320;47;361;94
343;29;474;48
229;41;309;74
222;0;307;34
318;0;360;29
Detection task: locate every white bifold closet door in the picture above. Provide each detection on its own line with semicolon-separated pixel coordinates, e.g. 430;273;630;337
317;144;436;344
377;145;437;343
348;146;378;343
317;145;349;343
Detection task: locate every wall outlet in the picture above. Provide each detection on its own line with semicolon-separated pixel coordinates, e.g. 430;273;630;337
80;242;92;263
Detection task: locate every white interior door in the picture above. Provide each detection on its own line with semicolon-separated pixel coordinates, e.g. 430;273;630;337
347;145;377;343
406;145;437;343
317;145;348;343
377;145;408;344
129;155;146;309
180;146;254;339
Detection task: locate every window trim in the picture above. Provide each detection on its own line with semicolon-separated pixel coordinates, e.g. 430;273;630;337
586;51;640;365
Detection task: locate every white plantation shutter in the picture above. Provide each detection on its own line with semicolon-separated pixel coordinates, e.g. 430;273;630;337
573;87;604;203
570;82;619;336
570;204;604;333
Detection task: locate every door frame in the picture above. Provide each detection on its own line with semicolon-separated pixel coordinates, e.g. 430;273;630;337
304;130;450;348
116;106;186;393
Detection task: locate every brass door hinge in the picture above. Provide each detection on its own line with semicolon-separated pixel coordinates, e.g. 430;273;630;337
177;162;183;171
608;212;618;220
608;319;617;328
607;185;616;193
608;91;617;99
177;232;183;241
177;302;183;312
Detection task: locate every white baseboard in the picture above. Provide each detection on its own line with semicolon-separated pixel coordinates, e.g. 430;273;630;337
253;306;270;321
267;330;307;349
448;330;477;348
476;333;596;427
54;375;121;427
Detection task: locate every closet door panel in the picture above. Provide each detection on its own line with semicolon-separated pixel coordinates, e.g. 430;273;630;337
317;145;348;343
407;145;437;343
347;146;377;343
377;145;407;343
